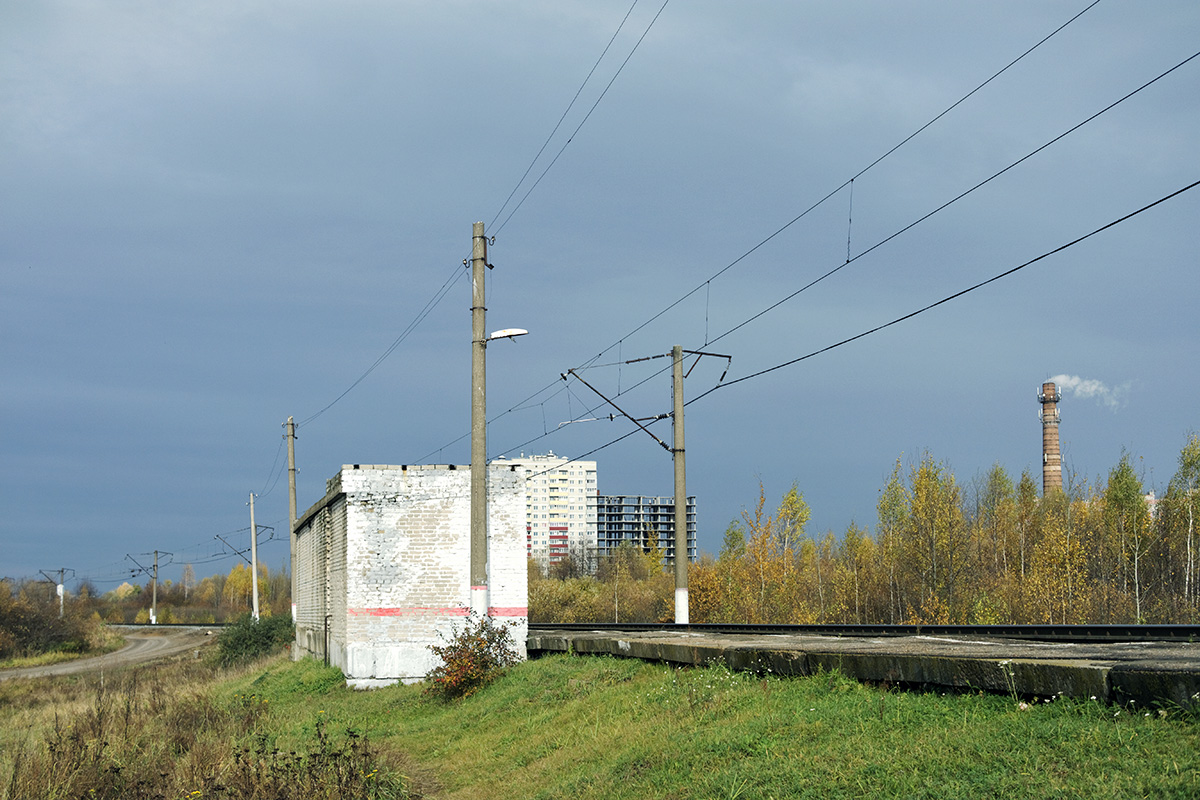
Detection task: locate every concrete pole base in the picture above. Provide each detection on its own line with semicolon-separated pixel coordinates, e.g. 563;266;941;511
674;588;689;624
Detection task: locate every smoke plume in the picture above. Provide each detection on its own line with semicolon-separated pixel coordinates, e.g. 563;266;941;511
1049;374;1130;411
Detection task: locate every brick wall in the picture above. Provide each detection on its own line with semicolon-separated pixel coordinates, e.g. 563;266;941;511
293;464;527;687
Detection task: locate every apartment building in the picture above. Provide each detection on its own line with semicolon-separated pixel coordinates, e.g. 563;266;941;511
596;494;697;564
493;452;597;566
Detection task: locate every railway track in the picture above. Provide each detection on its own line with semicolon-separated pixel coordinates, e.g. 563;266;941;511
531;622;1200;643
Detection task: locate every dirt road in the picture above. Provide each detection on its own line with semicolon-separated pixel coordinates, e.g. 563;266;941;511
0;627;218;681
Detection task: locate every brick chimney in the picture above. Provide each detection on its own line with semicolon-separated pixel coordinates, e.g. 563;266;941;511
1038;381;1062;494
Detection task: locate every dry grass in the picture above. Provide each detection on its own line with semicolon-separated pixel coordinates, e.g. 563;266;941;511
0;653;411;799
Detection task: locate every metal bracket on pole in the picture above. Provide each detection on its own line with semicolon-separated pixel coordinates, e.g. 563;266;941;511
564;368;671;452
215;535;253;566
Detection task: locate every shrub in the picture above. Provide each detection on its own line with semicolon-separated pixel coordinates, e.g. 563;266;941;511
0;582;98;659
424;614;520;700
215;613;294;667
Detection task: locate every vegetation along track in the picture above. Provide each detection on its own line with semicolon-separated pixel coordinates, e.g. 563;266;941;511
533;622;1200;643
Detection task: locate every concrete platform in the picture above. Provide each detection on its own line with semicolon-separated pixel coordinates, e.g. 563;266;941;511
527;628;1200;707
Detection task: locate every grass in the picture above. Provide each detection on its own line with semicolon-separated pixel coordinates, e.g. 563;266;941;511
225;654;1200;799
3;650;1198;798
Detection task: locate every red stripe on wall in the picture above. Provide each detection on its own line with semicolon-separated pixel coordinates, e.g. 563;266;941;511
347;607;529;618
348;607;470;617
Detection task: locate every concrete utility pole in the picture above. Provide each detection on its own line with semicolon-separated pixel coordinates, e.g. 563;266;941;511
248;492;261;620
152;550;158;624
672;345;688;624
470;221;489;618
567;345;728;625
125;552;167;624
286;416;297;622
40;567;71;618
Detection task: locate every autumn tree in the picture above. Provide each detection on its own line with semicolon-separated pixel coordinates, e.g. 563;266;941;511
691;521;749;622
1105;453;1150;621
876;459;909;623
1161;432;1200;619
181;563;196;601
1014;469;1041;581
830;522;878;623
904;453;970;622
222;563;254;611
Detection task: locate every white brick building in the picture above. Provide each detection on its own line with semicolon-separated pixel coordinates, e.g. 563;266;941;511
492;452;597;567
293;463;527;687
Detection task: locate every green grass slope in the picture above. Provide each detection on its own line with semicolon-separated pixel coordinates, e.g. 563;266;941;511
227;654;1200;799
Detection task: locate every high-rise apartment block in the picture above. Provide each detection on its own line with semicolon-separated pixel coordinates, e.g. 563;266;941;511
494;452;597;565
596;494;697;564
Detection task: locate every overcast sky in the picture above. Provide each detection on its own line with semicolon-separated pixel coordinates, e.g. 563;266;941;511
3;1;1197;588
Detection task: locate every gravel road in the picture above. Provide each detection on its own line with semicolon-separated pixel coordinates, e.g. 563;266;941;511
0;628;218;681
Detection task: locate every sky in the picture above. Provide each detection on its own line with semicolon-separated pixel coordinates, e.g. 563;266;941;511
3;1;1198;589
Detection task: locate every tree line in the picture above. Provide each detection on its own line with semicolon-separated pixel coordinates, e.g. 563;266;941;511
1;561;292;658
95;561;292;624
532;432;1200;625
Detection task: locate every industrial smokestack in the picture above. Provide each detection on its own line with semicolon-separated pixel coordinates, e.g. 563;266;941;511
1038;381;1062;495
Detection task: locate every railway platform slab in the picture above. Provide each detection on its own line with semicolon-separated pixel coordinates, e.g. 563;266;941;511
527;628;1200;707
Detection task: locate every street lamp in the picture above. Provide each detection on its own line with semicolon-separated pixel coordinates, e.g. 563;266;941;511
489;328;528;342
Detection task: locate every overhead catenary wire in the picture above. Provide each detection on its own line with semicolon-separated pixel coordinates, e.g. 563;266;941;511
72;522;289;587
516;56;1192;439
161;158;1190;529
688;179;1200;403
513;177;1200;486
417;0;1109;465
701;45;1200;352
464;33;1196;474
511;35;1200;442
491;37;1199;462
561;0;1105;368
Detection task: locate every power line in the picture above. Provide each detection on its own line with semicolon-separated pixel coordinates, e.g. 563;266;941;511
297;261;465;428
489;0;642;230
295;3;666;440
493;0;673;236
258;434;286;499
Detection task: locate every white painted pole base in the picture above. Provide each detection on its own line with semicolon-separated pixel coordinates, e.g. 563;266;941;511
471;585;490;618
674;588;689;624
